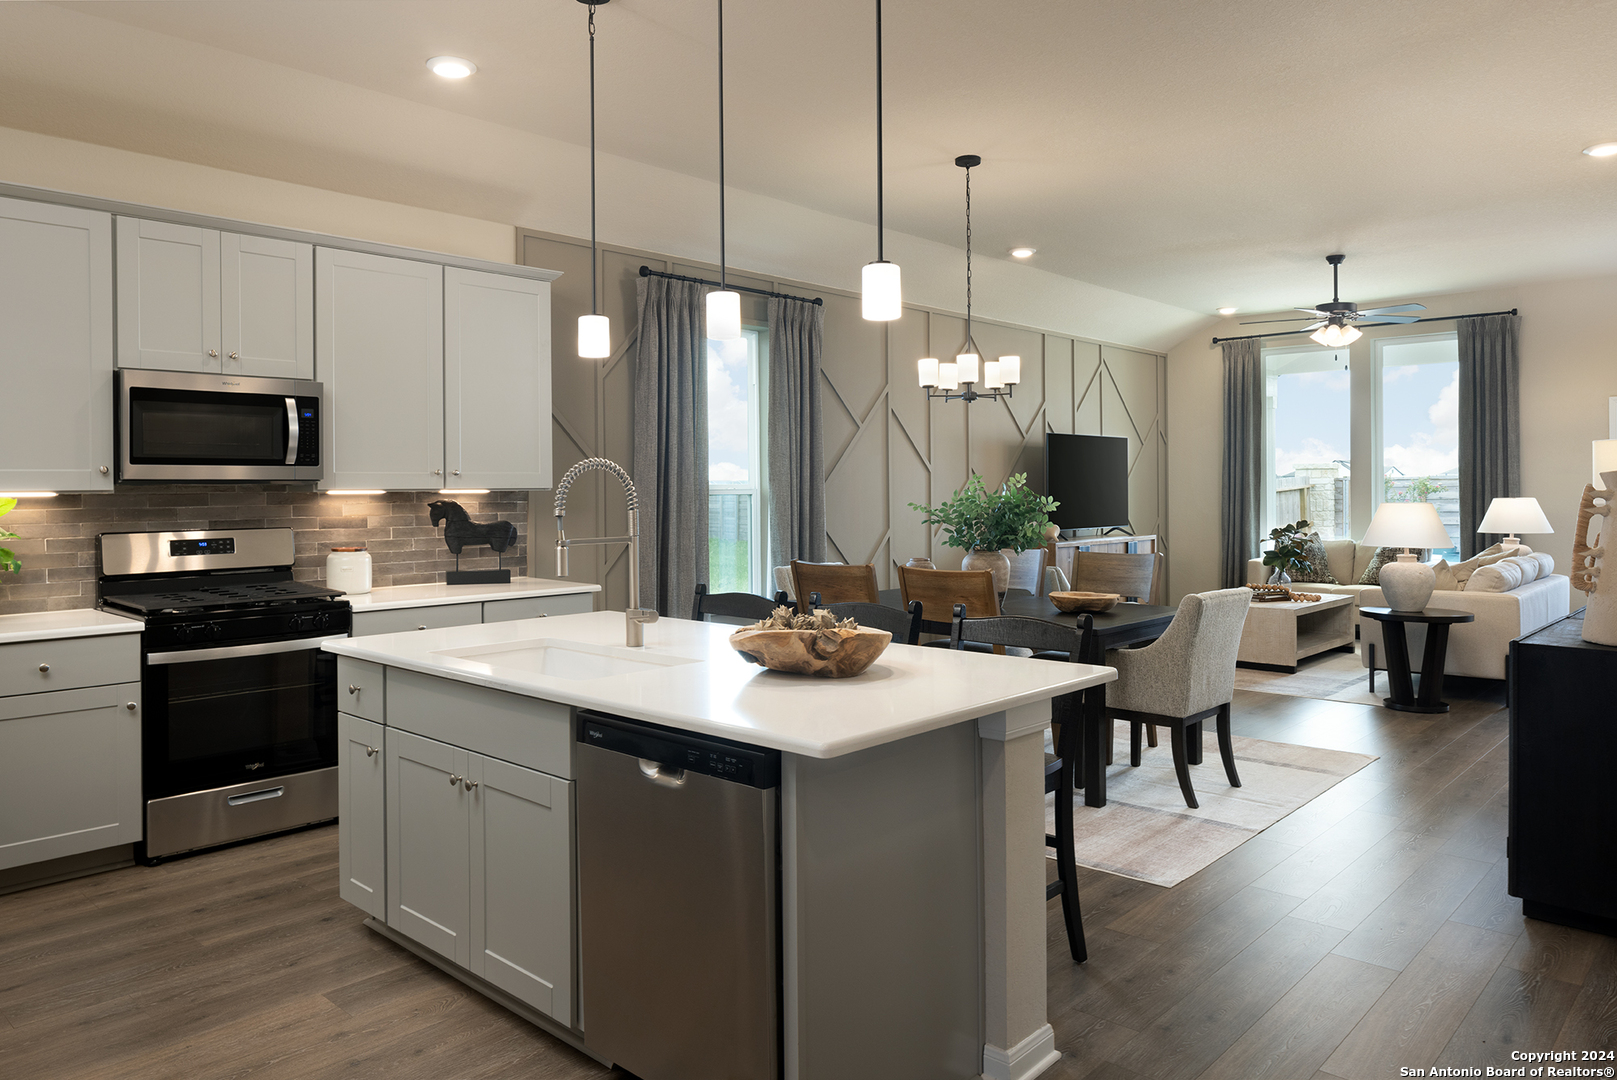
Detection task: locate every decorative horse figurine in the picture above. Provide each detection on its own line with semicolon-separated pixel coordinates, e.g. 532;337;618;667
428;500;519;555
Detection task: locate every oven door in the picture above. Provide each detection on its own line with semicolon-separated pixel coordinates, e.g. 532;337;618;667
117;369;322;482
142;634;345;799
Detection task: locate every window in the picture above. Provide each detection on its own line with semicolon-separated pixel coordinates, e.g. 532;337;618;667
707;327;766;595
1263;346;1351;539
1376;334;1460;560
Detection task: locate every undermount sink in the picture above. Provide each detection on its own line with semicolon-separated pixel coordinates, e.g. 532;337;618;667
433;638;697;681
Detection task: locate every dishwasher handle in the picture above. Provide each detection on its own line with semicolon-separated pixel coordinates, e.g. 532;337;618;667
637;758;688;787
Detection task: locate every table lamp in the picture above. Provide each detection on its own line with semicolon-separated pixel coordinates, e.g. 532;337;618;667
1595;440;1617;490
1361;502;1455;612
1477;497;1553;548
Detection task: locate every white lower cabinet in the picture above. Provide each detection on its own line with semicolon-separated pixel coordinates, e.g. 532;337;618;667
384;727;574;1024
337;713;386;919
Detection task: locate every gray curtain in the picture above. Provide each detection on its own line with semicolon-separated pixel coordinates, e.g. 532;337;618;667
767;296;827;570
1457;313;1522;559
1220;338;1264;588
633;275;708;615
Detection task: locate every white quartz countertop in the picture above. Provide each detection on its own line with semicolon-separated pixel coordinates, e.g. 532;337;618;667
0;609;144;644
324;610;1115;758
344;577;600;612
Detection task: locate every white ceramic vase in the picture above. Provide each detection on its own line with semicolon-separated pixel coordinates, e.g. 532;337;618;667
962;548;1012;595
1378;554;1436;613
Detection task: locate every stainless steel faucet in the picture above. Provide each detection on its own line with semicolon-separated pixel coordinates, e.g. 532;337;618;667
554;457;659;647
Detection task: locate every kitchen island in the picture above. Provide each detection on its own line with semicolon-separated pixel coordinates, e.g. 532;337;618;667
324;610;1113;1080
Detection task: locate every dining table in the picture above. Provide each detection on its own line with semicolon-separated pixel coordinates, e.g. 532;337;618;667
877;588;1179;806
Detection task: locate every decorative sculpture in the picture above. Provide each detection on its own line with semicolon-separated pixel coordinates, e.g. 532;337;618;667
428;500;518;585
1572;480;1617;646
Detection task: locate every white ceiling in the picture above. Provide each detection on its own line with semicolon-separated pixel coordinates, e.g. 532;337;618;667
8;0;1617;320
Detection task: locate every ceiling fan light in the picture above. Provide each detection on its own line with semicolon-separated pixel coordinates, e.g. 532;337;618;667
706;289;742;341
862;260;902;321
998;355;1021;384
918;357;939;387
1339;324;1362;345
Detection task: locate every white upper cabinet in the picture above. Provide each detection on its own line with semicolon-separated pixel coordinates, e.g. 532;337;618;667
444;267;552;490
317;248;446;490
0;197;115;492
116;218;312;379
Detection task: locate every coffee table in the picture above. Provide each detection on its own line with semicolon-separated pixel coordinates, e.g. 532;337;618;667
1236;593;1355;672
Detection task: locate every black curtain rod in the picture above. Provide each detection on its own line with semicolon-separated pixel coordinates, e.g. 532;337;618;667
638;265;823;306
1211;308;1518;346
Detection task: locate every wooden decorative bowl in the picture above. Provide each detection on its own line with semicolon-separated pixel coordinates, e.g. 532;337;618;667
728;626;893;678
1048;591;1121;613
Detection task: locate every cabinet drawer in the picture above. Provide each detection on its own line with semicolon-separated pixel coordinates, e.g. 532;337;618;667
338;658;386;722
482;594;595;623
0;635;139;698
386;668;571;778
351;603;482;637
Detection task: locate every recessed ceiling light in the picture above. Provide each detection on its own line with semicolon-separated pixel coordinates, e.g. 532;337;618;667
1583;142;1617;158
1218;307;1238;315
1009;247;1036;258
427;56;477;79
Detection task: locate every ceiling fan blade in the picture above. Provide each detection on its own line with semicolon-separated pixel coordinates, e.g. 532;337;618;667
1295;307;1328;316
1361;314;1422;324
1300;321;1327;331
1239;316;1323;325
1356;303;1427;315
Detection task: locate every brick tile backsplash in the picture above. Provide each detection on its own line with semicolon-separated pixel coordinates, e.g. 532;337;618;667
0;487;527;616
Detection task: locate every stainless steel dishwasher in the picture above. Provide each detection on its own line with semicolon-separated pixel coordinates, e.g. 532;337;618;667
575;710;780;1080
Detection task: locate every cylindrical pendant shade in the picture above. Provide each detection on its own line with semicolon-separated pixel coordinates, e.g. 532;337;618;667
998;355;1021;384
706;289;742;341
982;360;1003;389
938;361;960;391
917;357;939;387
578;314;611;359
956;353;980;385
862;261;902;321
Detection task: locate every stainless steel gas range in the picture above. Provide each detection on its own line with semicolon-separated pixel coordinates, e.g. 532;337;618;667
97;528;351;861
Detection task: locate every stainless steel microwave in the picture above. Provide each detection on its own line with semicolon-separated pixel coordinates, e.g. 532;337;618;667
116;369;323;482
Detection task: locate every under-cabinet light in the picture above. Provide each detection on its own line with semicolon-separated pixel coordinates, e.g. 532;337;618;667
0;491;58;498
324;490;386;496
438;489;491;495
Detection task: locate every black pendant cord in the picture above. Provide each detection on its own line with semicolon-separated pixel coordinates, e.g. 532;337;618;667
717;0;727;290
875;0;883;263
963;162;975;353
588;3;599;316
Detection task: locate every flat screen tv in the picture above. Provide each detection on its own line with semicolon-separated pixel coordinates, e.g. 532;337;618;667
1044;433;1130;532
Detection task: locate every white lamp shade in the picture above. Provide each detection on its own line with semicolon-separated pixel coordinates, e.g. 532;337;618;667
997;355;1021;384
956;353;980;385
861;261;902;321
1595;440;1617;488
982;360;1003;389
1309;322;1362;348
706;289;742;341
1477;497;1553;536
937;361;960;391
577;314;611;359
917;357;939;387
1361;501;1454;549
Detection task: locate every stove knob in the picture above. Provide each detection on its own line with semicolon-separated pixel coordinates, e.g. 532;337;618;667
178;624;199;643
288;614;309;632
314;611;331;630
204;623;223;641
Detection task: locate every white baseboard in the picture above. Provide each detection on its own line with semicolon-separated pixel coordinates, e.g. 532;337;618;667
982;1023;1061;1080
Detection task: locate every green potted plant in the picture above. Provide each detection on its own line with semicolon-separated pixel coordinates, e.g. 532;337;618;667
909;473;1058;594
1261;518;1314;584
0;498;21;575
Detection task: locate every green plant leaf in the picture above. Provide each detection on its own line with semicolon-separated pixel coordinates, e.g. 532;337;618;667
909;472;1058;553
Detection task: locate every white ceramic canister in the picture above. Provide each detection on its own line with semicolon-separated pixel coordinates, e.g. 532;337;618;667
326;546;372;595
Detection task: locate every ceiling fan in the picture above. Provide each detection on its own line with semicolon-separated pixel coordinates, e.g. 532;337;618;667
1243;254;1426;346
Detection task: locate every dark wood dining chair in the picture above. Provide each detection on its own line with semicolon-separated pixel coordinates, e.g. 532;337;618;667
895;565;1000;644
821;599;923;646
1069;551;1157;603
949;609;1095;964
690;583;789;624
790;561;878;612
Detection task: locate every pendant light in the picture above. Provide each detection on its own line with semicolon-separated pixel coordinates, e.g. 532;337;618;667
861;0;901;321
706;0;742;341
919;156;1020;403
576;0;612;359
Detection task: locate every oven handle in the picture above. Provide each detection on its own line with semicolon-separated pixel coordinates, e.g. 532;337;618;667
146;634;349;666
284;397;300;466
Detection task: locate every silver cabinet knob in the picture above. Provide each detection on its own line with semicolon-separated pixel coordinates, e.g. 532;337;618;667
228;351;239;360
126;702;138;711
365;746;378;758
208;349;219;358
449;773;463;786
347;684;361;695
416;625;427;631
100;466;110;475
38;663;49;673
463;777;479;791
452;470;461;476
431;469;443;476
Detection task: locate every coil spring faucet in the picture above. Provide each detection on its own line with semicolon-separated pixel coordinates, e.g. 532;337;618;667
554;457;659;647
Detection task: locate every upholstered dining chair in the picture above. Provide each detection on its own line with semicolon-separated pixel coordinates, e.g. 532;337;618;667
895;565;1000;645
823;600;924;646
1069;551;1157;603
690;584;789;624
1104;587;1252;809
1005;547;1048;596
949;610;1094;964
790;560;878;611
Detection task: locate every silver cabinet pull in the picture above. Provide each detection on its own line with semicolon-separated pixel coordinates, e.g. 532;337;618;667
463;777;479;791
100;466;109;475
208;349;219;358
452;470;461;476
416;625;427;631
348;684;361;695
431;469;442;476
37;663;49;673
449;773;463;786
228;351;239;360
365;746;378;758
126;702;137;711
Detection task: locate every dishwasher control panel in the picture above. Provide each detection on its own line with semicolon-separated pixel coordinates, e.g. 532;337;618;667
578;712;780;789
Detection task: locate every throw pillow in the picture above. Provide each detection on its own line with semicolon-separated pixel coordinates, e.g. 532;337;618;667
1356;546;1429;586
1431;559;1459;591
1449;543;1517;587
1288;532;1338;584
1528;551;1556;577
1468;559;1525;593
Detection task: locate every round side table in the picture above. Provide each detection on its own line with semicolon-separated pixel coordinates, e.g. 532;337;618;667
1359;607;1476;713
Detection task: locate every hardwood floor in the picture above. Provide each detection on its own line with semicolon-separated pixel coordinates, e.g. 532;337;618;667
2;684;1613;1078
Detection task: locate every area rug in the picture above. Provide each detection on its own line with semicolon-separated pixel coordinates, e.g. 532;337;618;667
1046;727;1376;888
1233;642;1385;706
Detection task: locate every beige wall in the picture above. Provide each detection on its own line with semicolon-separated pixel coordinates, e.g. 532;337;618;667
521;230;1168;613
1166;273;1617;604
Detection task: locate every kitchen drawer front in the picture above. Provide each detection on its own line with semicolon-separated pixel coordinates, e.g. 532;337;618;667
386;668;571;778
482;593;595;623
351;603;482;637
0;635;140;699
338;658;386;722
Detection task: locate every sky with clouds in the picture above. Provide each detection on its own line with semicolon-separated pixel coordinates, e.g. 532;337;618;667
708;336;752;485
